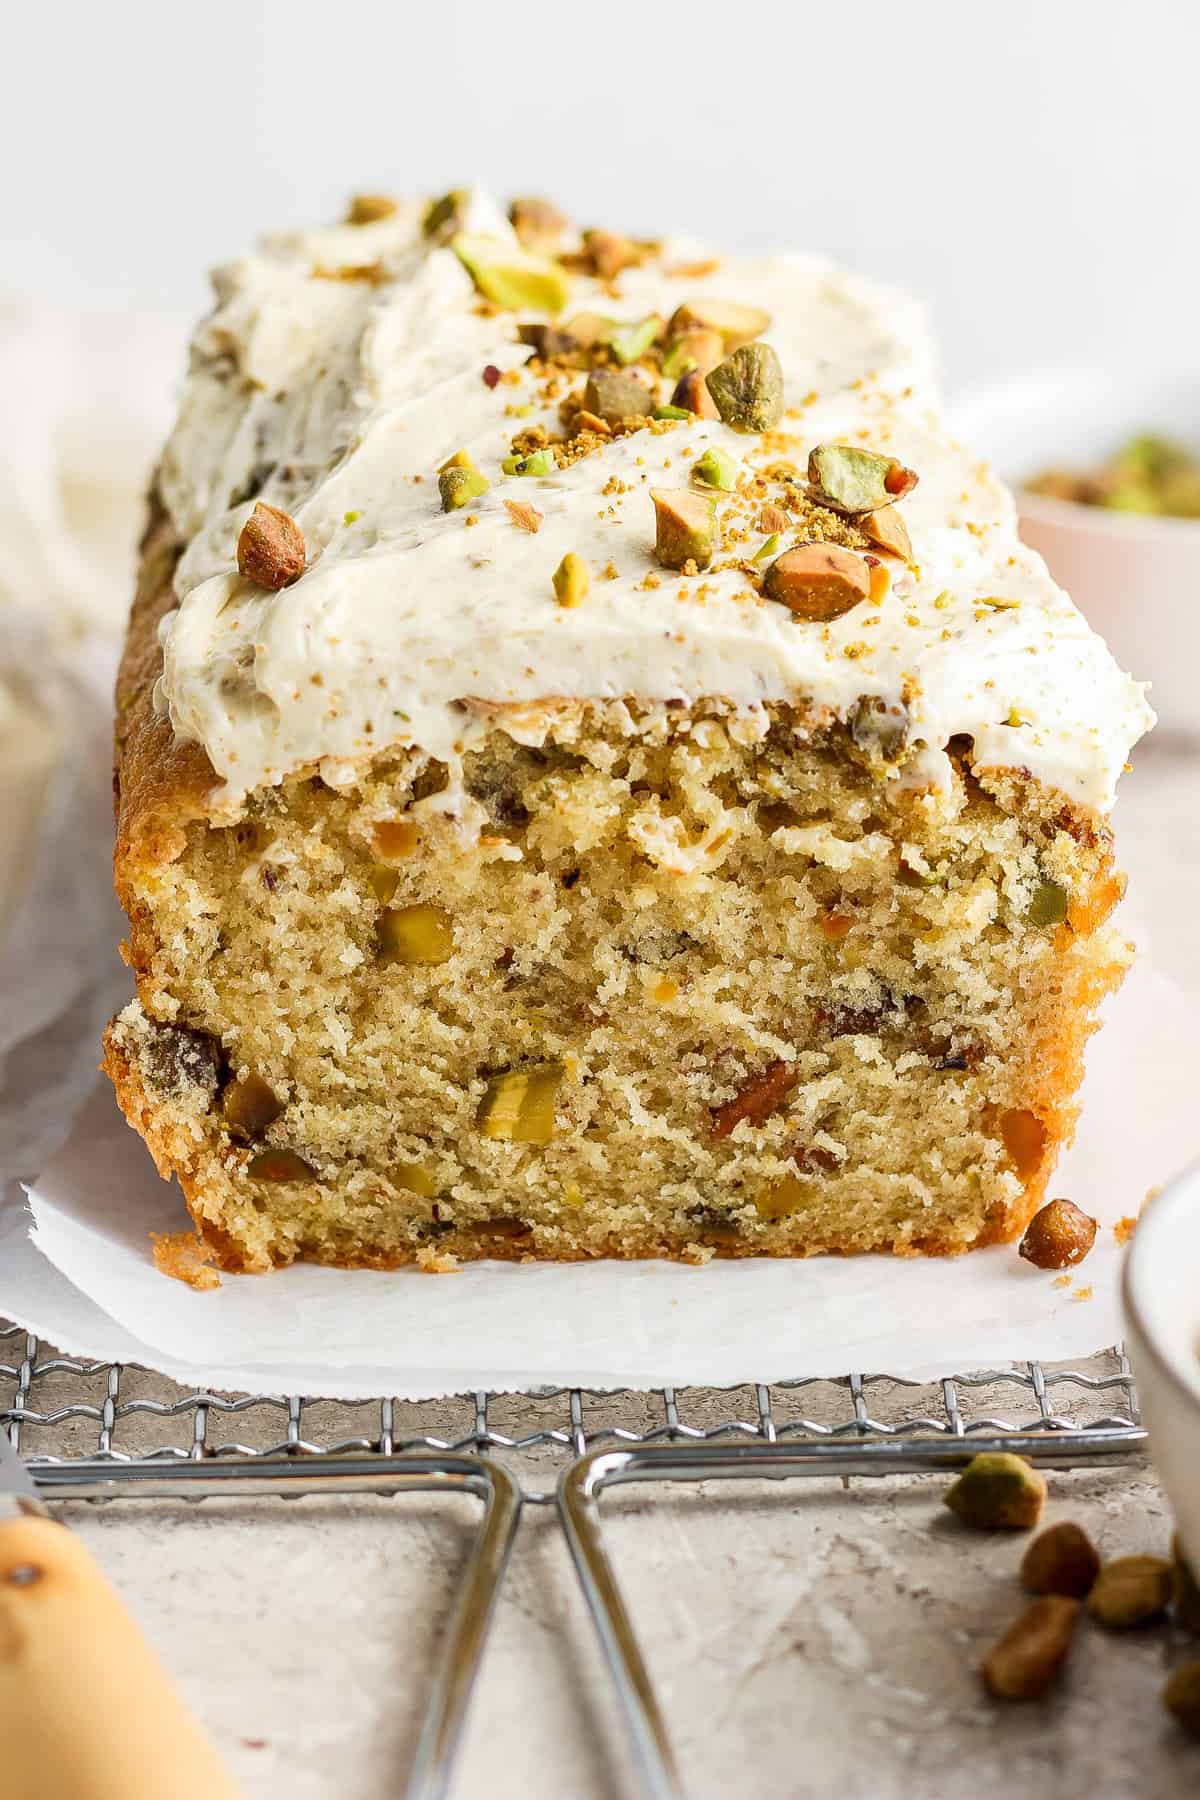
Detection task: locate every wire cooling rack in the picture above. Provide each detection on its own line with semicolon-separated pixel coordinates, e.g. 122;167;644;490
0;1320;1148;1799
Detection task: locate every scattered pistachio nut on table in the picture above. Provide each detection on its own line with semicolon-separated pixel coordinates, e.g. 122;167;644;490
943;1453;1047;1531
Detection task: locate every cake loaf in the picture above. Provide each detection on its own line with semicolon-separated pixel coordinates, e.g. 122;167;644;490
103;188;1153;1272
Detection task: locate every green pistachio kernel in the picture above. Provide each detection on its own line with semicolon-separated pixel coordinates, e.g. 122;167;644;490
439;465;489;511
651;488;717;570
608;315;662;366
752;532;782;562
502;448;556;477
652;405;692;421
807;442;919;513
423;188;470;241
1028;878;1069;928
705;342;784;433
452;233;569;314
691;446;739;491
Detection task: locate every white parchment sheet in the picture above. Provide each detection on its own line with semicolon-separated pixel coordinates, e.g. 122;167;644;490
2;709;1196;1399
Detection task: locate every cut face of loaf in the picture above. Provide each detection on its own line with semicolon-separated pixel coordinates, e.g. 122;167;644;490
104;701;1127;1272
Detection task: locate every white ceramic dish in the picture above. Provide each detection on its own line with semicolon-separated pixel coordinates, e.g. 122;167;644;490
952;364;1200;732
1122;1167;1200;1563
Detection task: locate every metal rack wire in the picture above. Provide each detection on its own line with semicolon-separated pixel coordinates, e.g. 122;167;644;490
1;1319;1148;1798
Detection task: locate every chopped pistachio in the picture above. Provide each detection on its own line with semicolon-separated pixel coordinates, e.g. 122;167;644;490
346;193;398;226
509;195;569;253
763;544;871;620
752;532;783;563
1088;1555;1173;1629
343;509;361;525
653;405;692;421
501;448;556;477
248;1149;317;1183
583;367;653;425
553;552;590;608
476;1063;565;1144
609;315;663;366
423;188;470;241
582;228;641;280
394;1161;440;1200
368;864;400;905
705;342;784;432
379;904;455;965
662;328;725;380
1028;877;1069;928
692;446;739;490
222;1073;284;1140
563;311;617;347
808;443;920;513
847;694;909;762
671;369;720;418
668;298;771;349
237;502;305;590
438;447;475;473
651;488;717;570
439;465;489;511
862;504;913;561
518;321;580;359
452;233;569;314
943;1452;1047;1530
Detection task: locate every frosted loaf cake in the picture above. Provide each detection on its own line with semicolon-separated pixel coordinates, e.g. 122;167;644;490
103;189;1153;1272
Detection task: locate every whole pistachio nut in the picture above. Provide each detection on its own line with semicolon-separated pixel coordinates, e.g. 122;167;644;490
651;488;717;570
691;446;739;491
584;367;654;425
662;328;725;380
808;443;919;513
452;234;570;314
1088;1554;1173;1629
439;464;489;511
671;369;720;419
237;502;306;590
668;298;772;349
943;1452;1047;1530
346;192;398;226
982;1596;1080;1701
553;552;590;608
1020;1522;1102;1598
509;195;569;253
1163;1661;1200;1739
1019;1198;1097;1271
609;315;664;366
862;504;913;561
763;544;871;621
423;188;471;241
706;342;784;432
582;228;642;280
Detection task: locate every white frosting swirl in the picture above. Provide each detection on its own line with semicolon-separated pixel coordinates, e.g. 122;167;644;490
154;190;1152;815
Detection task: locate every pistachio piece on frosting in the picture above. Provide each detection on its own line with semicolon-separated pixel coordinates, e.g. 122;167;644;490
706;343;784;432
423;188;471;241
553;553;590;608
453;234;570;314
584;368;653;425
609;316;663;366
651;489;717;570
563;311;617;348
662;328;725;380
582;228;643;280
439;463;489;511
668;298;772;349
671;370;720;419
237;502;305;590
808;443;919;513
862;504;913;561
501;448;555;477
518;321;580;360
653;405;692;421
509;195;569;253
345;193;398;226
763;544;871;619
692;446;739;490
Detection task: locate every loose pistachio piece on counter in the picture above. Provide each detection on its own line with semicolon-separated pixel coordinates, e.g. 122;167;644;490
662;328;725;380
651;488;717;570
671;369;720;419
584;367;654;425
423;188;471;241
862;504;913;561
608;315;663;366
439;464;489;511
1019;1522;1101;1598
808;443;919;513
691;446;739;491
553;552;590;608
763;544;871;620
982;1596;1080;1701
943;1452;1047;1530
509;195;569;253
452;233;570;314
346;192;398;226
501;448;556;477
706;342;784;432
1087;1555;1173;1629
668;298;771;349
476;1063;566;1144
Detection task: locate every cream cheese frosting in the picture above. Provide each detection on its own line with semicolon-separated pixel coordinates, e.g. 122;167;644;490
154;189;1153;816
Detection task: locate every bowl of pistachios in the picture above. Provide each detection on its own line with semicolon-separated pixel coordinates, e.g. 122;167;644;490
953;363;1200;733
1123;1165;1200;1565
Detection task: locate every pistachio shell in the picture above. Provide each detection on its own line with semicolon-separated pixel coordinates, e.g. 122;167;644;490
705;343;784;432
584;367;653;425
439;465;489;511
808;443;919;513
452;233;570;314
651;488;717;570
668;298;772;349
763;545;871;620
691;446;739;490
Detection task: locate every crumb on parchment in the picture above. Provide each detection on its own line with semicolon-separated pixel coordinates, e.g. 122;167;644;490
151;1231;221;1291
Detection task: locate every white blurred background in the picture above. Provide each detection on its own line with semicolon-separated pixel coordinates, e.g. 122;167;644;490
4;0;1197;389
